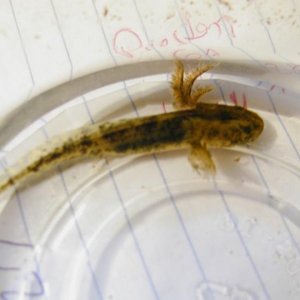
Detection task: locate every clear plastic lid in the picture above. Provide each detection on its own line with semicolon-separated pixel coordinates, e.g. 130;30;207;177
0;60;300;300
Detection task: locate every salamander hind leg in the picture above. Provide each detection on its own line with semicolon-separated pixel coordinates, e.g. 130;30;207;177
188;143;216;175
171;60;215;110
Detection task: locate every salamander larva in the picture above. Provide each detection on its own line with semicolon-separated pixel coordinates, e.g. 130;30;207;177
0;60;263;193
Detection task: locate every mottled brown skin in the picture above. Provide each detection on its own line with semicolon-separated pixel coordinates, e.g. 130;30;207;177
100;103;263;154
0;61;264;193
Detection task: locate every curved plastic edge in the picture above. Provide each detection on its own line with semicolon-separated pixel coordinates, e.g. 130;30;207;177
0;59;271;148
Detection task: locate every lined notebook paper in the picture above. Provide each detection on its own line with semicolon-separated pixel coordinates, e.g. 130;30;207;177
1;1;300;299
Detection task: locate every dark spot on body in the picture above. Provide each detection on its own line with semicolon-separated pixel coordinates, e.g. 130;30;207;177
63;142;75;153
28;164;39;172
27;149;64;173
49;151;63;160
80;135;94;147
219;109;233;121
103;115;187;153
8;178;14;185
241;125;252;134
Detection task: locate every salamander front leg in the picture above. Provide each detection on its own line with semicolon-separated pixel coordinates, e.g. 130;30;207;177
171;60;214;110
188;143;216;174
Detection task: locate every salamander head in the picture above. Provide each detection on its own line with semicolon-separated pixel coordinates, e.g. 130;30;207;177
194;104;264;147
224;106;264;145
237;111;264;143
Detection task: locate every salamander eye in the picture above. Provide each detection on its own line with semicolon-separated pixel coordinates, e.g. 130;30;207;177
241;125;252;134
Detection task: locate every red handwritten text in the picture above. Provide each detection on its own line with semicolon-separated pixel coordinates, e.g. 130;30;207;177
229;91;247;109
112;15;235;59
